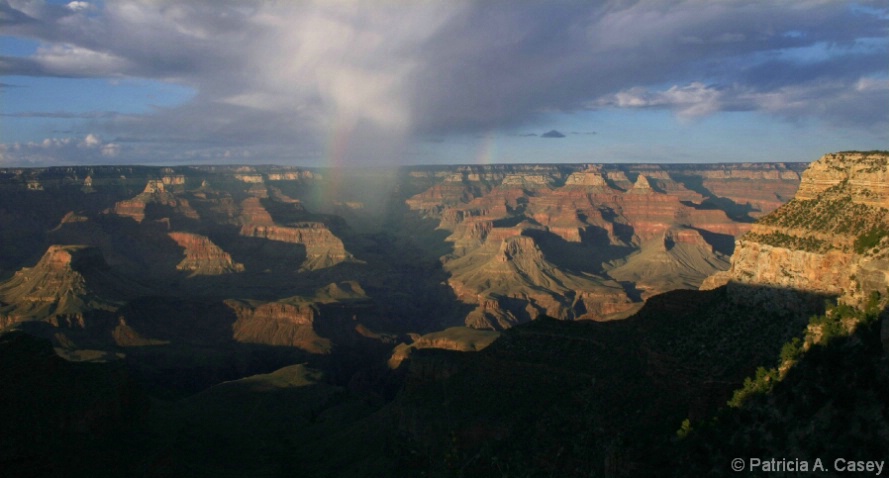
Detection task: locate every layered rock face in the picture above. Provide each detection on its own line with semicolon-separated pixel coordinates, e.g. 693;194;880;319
445;235;633;329
0;162;805;349
793;152;889;207
609;228;729;298
237;197;356;271
0;246;128;328
111;179;199;223
225;299;332;354
702;151;889;307
168;232;244;276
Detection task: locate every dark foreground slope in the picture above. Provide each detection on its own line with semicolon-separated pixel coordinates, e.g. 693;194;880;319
674;298;889;477
8;283;882;477
0;332;148;477
388;286;833;476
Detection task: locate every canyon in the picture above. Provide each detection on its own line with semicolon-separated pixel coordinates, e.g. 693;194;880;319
1;162;804;333
0;161;805;358
406;162;803;327
2;153;886;476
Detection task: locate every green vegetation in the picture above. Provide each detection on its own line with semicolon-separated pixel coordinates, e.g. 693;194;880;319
753;192;888;252
761;196;870;231
854;226;889;254
837;149;889;155
745;231;827;252
674;294;888;476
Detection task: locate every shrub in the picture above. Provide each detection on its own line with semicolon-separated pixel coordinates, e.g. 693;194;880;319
854;227;888;254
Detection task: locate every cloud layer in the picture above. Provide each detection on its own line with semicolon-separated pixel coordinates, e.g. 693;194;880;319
1;0;887;165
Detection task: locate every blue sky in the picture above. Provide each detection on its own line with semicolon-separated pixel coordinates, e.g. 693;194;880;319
1;1;887;167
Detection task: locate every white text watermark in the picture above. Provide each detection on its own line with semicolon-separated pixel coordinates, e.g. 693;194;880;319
731;458;884;475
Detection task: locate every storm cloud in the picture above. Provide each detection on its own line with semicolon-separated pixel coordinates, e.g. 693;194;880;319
1;0;886;165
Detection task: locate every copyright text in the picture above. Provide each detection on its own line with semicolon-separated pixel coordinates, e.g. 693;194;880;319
731;458;884;475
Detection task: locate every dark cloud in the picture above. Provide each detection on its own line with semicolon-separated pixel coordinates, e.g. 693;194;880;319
0;0;886;165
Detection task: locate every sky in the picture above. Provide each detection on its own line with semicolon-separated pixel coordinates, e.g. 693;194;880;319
1;0;887;167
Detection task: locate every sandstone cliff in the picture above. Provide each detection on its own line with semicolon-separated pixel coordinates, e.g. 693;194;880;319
702;151;889;307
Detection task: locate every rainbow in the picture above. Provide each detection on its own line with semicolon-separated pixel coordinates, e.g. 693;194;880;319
316;117;354;207
474;131;499;165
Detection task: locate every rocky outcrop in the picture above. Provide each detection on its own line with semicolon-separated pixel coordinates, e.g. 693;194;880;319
239;222;356;271
388;326;500;368
238;197;357;271
168;232;244;276
0;246;134;329
235;174;264;183
446;235;634;329
610;228;729;299
162;175;186;186
266;170;317;181
793;152;889;208
563;168;608;188
499;173;555;188
702;151;889;308
225;299;332;354
111;179;199;223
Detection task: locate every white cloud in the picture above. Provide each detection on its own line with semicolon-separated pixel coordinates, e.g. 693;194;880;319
81;133;101;147
32;43;132;77
100;142;120;157
601;82;725;119
1;134;123;164
599;74;889;129
65;1;92;13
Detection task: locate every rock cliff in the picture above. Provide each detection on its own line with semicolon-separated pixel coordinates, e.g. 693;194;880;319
702;151;889;307
111;179;200;223
237;197;357;271
225;299;333;354
445;235;634;329
168;232;245;276
0;245;137;328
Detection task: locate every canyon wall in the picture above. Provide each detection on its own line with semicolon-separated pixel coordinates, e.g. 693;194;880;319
702;152;889;307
